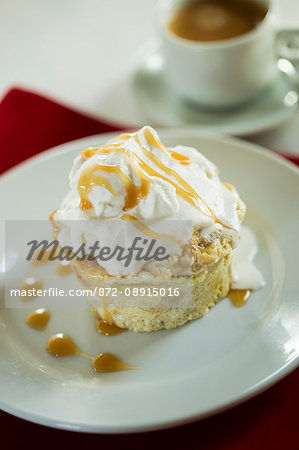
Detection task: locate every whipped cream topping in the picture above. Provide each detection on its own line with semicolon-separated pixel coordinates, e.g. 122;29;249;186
54;126;244;243
231;225;265;290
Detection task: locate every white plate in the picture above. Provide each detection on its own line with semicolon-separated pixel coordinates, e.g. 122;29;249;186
0;130;298;433
132;40;298;136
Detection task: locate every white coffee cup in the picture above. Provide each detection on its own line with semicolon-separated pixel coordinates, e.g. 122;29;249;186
155;0;279;108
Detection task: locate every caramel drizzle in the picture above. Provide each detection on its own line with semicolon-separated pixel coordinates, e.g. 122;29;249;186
135;136;212;213
26;308;51;330
91;307;125;337
91;353;136;372
137;128;191;166
49;210;56;222
19;277;43;298
78;129;235;232
224;183;234;191
25;309;137;372
95;315;126;337
229;289;251;307
78;159;151;211
136;134;231;230
46;333;138;372
121;213;138;221
119;132;191;166
168;150;190;165
78;165;116;210
46;333;89;357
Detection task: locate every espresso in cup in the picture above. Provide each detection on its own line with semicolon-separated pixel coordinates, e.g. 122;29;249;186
156;0;277;108
169;0;268;42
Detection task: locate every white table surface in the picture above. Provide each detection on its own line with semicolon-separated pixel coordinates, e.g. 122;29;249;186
1;0;299;154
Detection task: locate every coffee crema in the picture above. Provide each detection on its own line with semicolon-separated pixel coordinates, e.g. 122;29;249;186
168;0;267;42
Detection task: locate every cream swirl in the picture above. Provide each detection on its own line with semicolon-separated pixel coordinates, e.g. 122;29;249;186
54;126;245;244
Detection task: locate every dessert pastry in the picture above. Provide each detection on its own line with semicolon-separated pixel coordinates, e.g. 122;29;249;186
52;126;246;332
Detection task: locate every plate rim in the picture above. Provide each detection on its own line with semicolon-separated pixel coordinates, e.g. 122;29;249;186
0;362;297;434
0;129;298;433
1;129;299;183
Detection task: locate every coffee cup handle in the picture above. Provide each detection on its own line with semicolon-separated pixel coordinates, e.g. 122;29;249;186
276;28;299;62
276;29;299;87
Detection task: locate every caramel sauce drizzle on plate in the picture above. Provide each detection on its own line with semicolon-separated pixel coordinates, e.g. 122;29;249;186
78;129;235;233
91;308;126;337
91;353;138;372
46;333;90;358
19;277;43;297
95;316;126;337
229;289;251;307
26;308;51;330
25;309;136;373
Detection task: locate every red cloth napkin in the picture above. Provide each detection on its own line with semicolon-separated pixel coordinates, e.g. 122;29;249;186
0;87;298;448
0;88;123;174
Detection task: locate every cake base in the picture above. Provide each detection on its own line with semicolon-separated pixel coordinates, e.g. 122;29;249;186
72;252;231;332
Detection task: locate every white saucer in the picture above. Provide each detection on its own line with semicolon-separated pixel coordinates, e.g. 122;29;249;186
0;130;299;433
132;40;298;136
